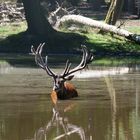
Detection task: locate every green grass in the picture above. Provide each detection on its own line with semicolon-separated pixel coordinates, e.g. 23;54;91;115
60;20;140;55
0;22;27;37
85;33;140;55
92;56;140;66
125;26;140;34
0;21;140;55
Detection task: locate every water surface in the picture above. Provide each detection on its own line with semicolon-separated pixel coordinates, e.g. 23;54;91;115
0;63;140;140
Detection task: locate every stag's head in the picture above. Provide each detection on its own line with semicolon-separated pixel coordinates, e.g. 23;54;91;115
31;43;93;100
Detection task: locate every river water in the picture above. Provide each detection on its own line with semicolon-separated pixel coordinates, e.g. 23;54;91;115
0;61;140;140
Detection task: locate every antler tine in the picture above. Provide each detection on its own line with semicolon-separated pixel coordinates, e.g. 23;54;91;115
63;45;90;76
31;45;36;54
45;56;56;77
77;45;87;68
31;45;42;66
62;60;69;75
33;43;45;68
61;60;72;77
65;62;72;75
37;43;45;54
43;56;56;78
31;43;56;77
70;45;87;71
31;43;44;55
36;43;42;54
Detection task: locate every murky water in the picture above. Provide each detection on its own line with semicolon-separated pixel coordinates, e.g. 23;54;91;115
0;62;140;140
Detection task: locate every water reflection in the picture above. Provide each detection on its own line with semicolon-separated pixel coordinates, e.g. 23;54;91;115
30;106;85;140
75;67;129;78
0;63;140;140
0;62;13;74
104;74;140;140
75;64;140;78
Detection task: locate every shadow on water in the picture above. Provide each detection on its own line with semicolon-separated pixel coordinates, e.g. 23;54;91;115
0;54;140;140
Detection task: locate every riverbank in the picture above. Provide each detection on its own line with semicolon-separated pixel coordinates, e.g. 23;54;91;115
0;1;140;56
0;20;140;56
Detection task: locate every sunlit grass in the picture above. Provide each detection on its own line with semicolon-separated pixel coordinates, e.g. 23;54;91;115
0;21;140;55
125;26;140;34
61;20;140;54
86;33;140;54
0;22;27;37
92;56;140;66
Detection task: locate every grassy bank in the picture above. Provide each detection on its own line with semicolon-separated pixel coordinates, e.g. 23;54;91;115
0;22;27;38
0;21;140;55
86;33;140;55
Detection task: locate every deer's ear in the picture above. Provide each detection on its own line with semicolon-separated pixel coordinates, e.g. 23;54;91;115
65;75;74;81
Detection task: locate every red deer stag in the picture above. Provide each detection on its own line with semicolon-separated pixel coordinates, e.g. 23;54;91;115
31;43;93;103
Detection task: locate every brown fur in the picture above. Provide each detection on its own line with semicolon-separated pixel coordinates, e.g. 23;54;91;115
51;82;78;101
51;90;58;104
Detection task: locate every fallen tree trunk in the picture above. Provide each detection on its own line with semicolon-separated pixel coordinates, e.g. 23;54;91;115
56;15;140;44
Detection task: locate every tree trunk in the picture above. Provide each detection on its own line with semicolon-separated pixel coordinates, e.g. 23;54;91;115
22;0;56;37
57;15;140;44
105;0;124;25
105;0;115;24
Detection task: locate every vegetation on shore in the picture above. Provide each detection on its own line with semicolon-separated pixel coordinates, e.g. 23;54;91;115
0;22;27;37
0;21;140;56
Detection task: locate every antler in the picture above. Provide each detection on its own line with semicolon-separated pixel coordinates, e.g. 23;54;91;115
31;43;56;78
61;45;93;78
31;43;93;79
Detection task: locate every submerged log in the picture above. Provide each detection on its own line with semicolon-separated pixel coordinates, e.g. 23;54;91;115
57;15;140;44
